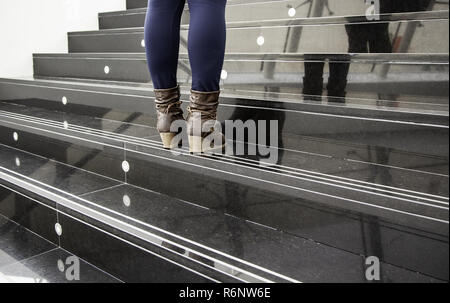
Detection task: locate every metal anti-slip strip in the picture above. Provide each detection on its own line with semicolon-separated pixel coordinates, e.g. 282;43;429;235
0;110;448;207
0;116;448;226
0;167;299;283
1;79;448;118
70;10;449;35
33;53;450;65
0;111;448;210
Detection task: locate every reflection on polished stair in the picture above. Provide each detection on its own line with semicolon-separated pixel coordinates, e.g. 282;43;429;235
0;0;449;283
0;215;120;283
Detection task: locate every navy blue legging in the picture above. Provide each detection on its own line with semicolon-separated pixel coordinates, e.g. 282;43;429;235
144;0;227;92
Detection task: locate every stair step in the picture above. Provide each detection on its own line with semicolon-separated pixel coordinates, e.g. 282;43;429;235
100;4;448;29
0;141;446;282
31;53;450;105
0;100;447;280
0;184;214;283
126;0;147;10
1;77;448;159
0;213;121;283
2;77;447;123
125;0;446;13
71;11;449;53
1;0;448;284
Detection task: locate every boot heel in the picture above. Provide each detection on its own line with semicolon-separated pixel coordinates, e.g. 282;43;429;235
189;136;204;153
160;133;176;149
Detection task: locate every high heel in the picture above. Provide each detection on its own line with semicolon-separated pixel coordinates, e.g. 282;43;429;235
186;90;225;154
160;133;177;149
154;85;184;149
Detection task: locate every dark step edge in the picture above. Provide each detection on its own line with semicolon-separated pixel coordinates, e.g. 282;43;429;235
34;52;450;64
96;10;449;30
1;107;447;206
1;78;447;127
2;79;448;174
0;110;447;236
0;164;295;283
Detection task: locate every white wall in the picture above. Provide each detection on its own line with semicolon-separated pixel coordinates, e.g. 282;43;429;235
0;0;126;78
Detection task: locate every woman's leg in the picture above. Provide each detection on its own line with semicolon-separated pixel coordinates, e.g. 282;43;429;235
144;0;186;89
144;0;186;149
185;0;227;153
187;0;227;92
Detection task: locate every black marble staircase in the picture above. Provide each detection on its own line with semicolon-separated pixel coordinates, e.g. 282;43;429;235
0;0;448;283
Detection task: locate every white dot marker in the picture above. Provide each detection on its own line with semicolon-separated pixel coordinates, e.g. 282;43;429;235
62;96;68;105
123;195;131;207
288;8;297;17
221;69;228;80
57;259;65;272
13;132;19;142
63;121;69;129
55;223;63;236
104;66;110;74
141;39;146;48
15;157;20;167
122;161;130;173
257;36;265;46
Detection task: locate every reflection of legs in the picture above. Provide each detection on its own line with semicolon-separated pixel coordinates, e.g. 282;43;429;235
303;61;325;102
368;24;392;53
335;24;370;104
144;0;186;89
328;60;350;103
345;24;369;53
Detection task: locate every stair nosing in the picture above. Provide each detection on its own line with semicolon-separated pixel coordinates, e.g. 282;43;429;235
93;10;449;31
0;108;448;223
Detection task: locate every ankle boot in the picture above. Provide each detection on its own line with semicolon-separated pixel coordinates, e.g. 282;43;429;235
186;90;225;153
154;86;184;149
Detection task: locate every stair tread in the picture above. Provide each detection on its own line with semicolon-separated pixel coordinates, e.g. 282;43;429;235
94;9;448;29
0;101;448;234
34;52;450;63
30;53;450;110
1;101;447;195
1;0;448;283
0;143;443;282
2;76;448;117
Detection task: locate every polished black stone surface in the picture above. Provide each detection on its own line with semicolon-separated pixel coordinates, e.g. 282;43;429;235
79;183;445;282
103;0;447;29
68;16;449;54
0;101;447;197
0;124;126;182
0;247;121;283
33;53;449;109
58;212;216;283
0;101;447;280
0;215;56;268
0;0;448;284
1;77;448;118
0;143;121;196
0;118;446;281
0;185;58;244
